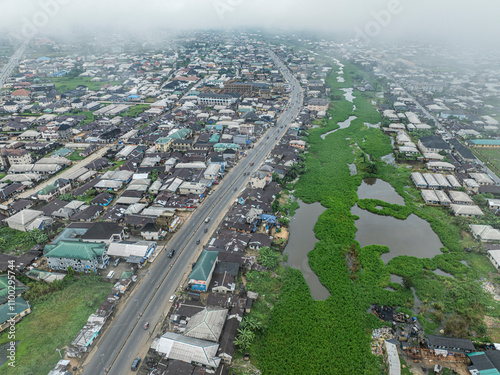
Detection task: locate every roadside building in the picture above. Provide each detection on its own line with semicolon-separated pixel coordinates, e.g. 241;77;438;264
44;241;108;273
189;250;218;292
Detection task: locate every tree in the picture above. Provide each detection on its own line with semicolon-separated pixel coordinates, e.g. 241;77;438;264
59;193;76;201
366;163;378;174
234;327;255;350
258;246;280;269
241;314;263;331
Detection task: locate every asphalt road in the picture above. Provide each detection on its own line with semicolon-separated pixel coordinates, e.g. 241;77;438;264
15;146;110;200
0;40;28;90
81;50;302;375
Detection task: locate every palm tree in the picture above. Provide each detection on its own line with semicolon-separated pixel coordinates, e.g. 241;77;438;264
234;327;255;350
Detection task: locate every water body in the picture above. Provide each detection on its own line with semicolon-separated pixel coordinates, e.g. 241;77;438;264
341;88;355;103
433;269;455;278
352;205;444;263
284;200;330;300
321;115;357;140
348;163;357;176
381;153;396;165
357;178;405;205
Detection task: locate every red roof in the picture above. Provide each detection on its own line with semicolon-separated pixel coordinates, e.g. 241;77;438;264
11;89;31;97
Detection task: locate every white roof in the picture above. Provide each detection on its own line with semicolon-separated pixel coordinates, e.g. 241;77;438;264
4;209;43;226
95;180;123;189
152;332;220;368
427;161;455;170
184;308;228;342
421;189;438;202
450;204;483;216
448;190;474;204
469;173;494;185
107;241;155;258
470;225;500;242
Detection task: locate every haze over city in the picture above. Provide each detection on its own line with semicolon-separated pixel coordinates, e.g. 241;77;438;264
1;0;500;48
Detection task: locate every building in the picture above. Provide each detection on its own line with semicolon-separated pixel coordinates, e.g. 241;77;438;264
468;139;500;148
107;241;156;260
450;204;484;217
44;241;108;273
140;222;161;240
184;307;228;342
151;332;221;369
418;136;451;154
4;209;49;232
80;222;124;245
198;92;236;106
189;250;218;292
470;225;500;242
307;98;329;112
0;296;31;333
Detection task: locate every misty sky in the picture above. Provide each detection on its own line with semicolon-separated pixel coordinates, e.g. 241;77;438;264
1;0;499;47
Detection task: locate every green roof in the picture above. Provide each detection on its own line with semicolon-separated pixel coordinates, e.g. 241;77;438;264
470;139;500;145
209;134;220;143
170;128;191;139
38;184;58;195
120;271;133;279
0;296;30;324
44;241;105;261
189;250;218;281
0;275;28;305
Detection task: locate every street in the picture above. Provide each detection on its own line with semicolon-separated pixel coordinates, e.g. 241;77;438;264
81;50;303;375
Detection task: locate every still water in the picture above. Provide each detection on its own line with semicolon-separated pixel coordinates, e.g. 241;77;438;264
357;178;405;205
284;200;331;300
321;115;357;140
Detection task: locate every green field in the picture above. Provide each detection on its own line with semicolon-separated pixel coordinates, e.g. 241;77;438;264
0;275;113;374
473;148;500;176
0;227;39;254
120;104;150;118
66;150;85;161
46;77;122;92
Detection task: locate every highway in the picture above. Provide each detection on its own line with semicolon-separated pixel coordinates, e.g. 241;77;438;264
0;40;29;90
81;49;303;375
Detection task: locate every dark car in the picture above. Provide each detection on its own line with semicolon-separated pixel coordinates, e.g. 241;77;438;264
168;249;175;258
131;357;141;371
196;240;200;245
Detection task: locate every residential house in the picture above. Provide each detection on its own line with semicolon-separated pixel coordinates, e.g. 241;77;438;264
44;241;109;273
80;222;124;245
189;250;218;292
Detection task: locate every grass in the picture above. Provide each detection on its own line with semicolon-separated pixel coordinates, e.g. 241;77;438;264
120;104;150;118
0;173;6;180
45;77;122;92
0;227;35;254
66;151;85;161
0;275;113;375
473;147;500;176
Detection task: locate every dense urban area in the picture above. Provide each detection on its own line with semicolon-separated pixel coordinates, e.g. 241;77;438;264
1;30;500;375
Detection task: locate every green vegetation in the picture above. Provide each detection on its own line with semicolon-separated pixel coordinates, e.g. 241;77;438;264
0;173;6;180
66;150;85;161
254;59;500;374
45;76;121;92
257;247;281;269
120;104;150;118
0;273;113;374
473;147;500;175
0;228;46;254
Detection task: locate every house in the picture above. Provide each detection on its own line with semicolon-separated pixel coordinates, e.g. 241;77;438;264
53;178;72;194
90;192;114;206
418;136;451;154
70;205;103;222
37;184;59;202
469;173;494;186
448;191;474;205
248;232;273;250
189;250;218;292
80;222;124;244
4;209;50;232
307;98;329;112
411;172;427;189
44;241;109;273
211;261;239;294
426;161;455;171
151;332;220;369
467;351;500;375
426;335;475;354
487;199;500;210
488;250;500;271
184;307;228;342
107;241;156;260
140;222;161;240
469;225;500;242
1;149;33;167
450;204;483;217
0;296;31;333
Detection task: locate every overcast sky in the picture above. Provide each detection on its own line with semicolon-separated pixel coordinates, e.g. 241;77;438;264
1;0;499;48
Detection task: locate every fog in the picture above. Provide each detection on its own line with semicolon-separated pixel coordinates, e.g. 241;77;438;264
1;0;499;48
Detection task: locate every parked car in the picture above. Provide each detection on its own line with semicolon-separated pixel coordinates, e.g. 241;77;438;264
168;249;175;258
113;258;120;267
169;295;176;303
131;357;141;371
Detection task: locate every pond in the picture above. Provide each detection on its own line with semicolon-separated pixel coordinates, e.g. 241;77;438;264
357;178;405;205
321;115;357;140
284;200;331;300
352;205;444;263
341;88;355;103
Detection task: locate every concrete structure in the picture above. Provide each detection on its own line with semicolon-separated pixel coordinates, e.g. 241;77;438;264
44;241;108;273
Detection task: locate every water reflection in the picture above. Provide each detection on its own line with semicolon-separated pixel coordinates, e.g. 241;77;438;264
357;178;405;205
284;200;331;300
352;205;443;263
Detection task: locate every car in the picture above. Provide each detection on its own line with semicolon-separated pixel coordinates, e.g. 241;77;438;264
267;136;269;139
204;228;208;233
169;295;176;303
196;240;200;245
168;249;175;258
131;357;141;371
113;258;120;267
205;217;210;223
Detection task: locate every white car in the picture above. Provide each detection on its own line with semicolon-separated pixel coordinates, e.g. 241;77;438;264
169;295;176;303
